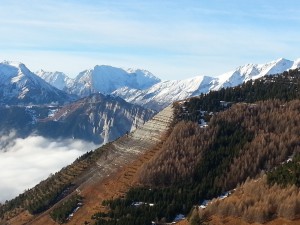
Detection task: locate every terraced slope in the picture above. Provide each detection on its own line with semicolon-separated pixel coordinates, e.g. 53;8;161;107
6;105;174;225
77;105;173;191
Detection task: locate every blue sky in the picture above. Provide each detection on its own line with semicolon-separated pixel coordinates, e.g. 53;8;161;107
1;0;300;80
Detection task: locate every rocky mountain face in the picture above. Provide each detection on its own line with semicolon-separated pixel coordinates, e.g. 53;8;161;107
37;93;155;143
0;93;155;144
0;61;74;105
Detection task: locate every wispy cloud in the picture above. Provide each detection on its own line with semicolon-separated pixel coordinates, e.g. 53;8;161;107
0;0;300;79
0;131;97;203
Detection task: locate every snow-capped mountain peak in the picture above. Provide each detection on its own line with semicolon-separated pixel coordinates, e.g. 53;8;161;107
1;60;25;68
0;62;73;105
211;58;295;90
36;69;73;90
66;65;161;97
291;58;300;69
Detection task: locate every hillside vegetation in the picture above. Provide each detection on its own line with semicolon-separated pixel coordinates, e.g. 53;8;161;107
1;69;300;225
203;173;300;223
91;69;300;225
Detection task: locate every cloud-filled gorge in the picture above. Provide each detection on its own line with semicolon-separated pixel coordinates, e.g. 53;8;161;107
0;131;97;203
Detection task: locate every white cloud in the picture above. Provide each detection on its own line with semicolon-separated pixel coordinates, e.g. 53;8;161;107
1;1;300;80
0;131;97;203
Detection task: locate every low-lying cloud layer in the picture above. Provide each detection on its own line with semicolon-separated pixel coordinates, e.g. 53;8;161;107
0;131;97;203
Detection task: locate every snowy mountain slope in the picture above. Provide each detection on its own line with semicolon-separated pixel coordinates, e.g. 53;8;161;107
291;58;300;69
36;70;73;90
113;58;300;111
126;68;160;89
112;76;215;111
0;61;74;105
66;65;161;97
211;58;295;90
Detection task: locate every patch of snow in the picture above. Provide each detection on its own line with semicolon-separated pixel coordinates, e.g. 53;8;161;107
173;214;185;222
48;109;58;117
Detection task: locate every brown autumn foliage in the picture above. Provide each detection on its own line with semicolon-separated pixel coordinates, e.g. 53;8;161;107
203;175;300;223
219;100;300;191
139;99;300;191
139;120;215;185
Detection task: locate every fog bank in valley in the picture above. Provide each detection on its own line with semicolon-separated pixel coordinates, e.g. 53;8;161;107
0;131;97;203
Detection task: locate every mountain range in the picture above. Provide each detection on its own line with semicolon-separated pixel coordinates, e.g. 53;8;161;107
35;57;300;110
1;57;299;143
36;65;160;97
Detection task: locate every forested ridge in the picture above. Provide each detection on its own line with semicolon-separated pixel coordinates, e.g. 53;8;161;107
1;69;300;225
91;69;300;225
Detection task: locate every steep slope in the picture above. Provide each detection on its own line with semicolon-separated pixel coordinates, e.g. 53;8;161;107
86;70;300;225
35;70;73;90
37;93;156;143
0;105;174;225
0;61;73;105
66;65;161;96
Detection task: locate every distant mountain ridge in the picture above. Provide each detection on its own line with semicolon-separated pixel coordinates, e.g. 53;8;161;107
36;65;161;97
35;58;300;111
1;58;298;109
113;58;300;110
35;70;73;90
